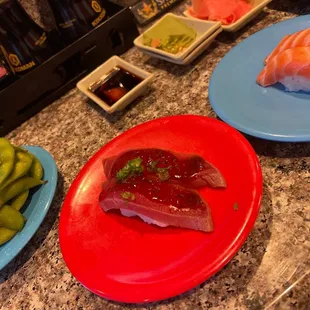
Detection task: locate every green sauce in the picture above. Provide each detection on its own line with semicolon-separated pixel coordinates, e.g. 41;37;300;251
143;15;197;54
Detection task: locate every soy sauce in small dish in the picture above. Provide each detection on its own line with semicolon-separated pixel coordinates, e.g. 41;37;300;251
90;66;143;106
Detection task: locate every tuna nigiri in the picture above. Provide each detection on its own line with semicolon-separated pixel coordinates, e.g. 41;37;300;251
103;148;226;189
100;177;214;232
257;46;310;92
265;28;310;64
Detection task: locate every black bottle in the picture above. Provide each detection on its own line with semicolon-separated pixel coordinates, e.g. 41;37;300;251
0;25;39;75
0;51;16;91
0;0;54;64
71;0;107;28
48;0;108;45
47;0;91;45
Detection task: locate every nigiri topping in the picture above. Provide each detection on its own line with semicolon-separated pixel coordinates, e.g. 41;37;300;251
265;28;310;64
104;148;226;189
116;157;144;182
257;46;310;91
100;178;214;232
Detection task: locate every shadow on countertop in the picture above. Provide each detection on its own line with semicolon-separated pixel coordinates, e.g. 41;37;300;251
214;115;310;159
99;185;273;309
0;173;64;284
268;0;310;15
244;135;310;159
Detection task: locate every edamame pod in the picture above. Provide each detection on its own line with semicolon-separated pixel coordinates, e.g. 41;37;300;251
0;151;33;190
11;190;29;211
13;146;43;180
0;227;17;245
14;146;27;153
0;205;24;231
0;177;45;208
29;154;43;180
0;138;15;188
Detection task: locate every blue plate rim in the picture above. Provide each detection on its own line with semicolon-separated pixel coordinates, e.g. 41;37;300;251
0;146;58;271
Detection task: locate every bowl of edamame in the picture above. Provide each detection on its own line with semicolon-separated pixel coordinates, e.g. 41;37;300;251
0;139;58;270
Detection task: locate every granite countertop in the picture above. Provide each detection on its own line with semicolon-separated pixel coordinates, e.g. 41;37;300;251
1;0;310;309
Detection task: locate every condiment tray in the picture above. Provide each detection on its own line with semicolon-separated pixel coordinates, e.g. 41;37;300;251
134;13;221;61
76;56;153;114
184;0;272;32
142;28;222;65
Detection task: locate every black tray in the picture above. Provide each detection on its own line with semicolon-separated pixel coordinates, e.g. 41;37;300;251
0;2;139;136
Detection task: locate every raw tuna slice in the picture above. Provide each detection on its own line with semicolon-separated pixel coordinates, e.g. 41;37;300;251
100;177;214;232
103;148;226;189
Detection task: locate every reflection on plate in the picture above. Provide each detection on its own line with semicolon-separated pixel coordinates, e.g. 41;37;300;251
0;146;58;271
209;15;310;142
59;115;262;303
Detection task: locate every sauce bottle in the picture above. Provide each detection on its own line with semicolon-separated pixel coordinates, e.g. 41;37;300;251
71;0;107;28
0;50;16;91
0;25;39;75
48;0;108;45
47;0;91;45
0;0;54;68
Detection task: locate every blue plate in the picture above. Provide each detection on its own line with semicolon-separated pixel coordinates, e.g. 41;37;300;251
0;146;58;271
209;15;310;142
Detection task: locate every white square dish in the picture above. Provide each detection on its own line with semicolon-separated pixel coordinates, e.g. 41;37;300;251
76;56;154;114
134;13;221;60
184;0;272;32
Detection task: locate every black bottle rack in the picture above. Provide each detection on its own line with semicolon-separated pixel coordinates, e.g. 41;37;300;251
0;2;139;136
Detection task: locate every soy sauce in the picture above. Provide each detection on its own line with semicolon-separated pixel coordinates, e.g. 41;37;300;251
93;67;143;106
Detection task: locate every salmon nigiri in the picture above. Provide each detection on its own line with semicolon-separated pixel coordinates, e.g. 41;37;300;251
257;46;310;92
265;28;310;64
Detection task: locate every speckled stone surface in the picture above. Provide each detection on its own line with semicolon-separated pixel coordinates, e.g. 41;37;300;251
1;1;310;309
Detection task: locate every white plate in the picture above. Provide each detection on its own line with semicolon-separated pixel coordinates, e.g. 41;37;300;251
142;28;222;65
77;56;154;114
184;0;272;32
134;13;221;60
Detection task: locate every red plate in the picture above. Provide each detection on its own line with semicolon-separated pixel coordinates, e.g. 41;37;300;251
59;115;262;303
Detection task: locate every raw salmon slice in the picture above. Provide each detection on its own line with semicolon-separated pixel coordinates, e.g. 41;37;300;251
265;28;310;64
257;46;310;92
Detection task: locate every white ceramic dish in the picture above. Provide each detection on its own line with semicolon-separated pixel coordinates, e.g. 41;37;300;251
76;56;153;114
134;13;221;60
184;0;272;32
143;28;222;65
